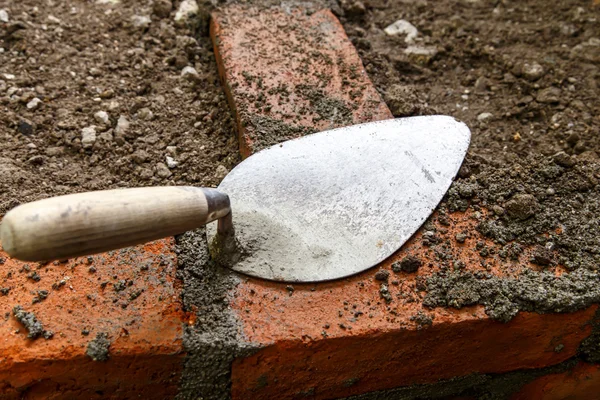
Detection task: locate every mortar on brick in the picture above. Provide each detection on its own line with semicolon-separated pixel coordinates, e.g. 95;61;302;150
175;229;258;400
421;155;600;322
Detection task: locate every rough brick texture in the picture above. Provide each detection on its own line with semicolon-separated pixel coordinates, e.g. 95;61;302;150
211;5;392;158
0;239;184;398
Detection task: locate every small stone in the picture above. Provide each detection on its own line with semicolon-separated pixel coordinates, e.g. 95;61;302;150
28;155;44;165
181;66;199;82
536;87;561;104
505;194;538;221
531;246;553;266
115;115;130;136
94;110;110;125
341;0;366;17
132;149;150;164
566;132;580;146
522;62;545;81
131;15;151;29
392;255;422;273
99;131;113;142
47;15;61;24
477;112;493;122
383;20;418;43
166;146;177;156
45;147;64;157
155;163;172;178
165;155;178;168
3;73;15;80
81;126;97;149
379;284;392;303
174;0;199;26
153;0;172;18
0;9;8;23
137;107;153;121
474;76;489;92
404;46;438;63
492;205;505;216
214;165;228;181
99;89;114;99
455;233;467;243
374;269;389;282
553;151;575;168
13;306;44;339
26;97;42;110
18;120;34;135
86;332;111;362
139;168;154;180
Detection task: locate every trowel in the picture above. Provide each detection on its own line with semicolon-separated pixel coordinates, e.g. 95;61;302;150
0;116;470;282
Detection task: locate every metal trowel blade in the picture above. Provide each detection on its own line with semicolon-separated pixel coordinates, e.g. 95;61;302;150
206;116;470;282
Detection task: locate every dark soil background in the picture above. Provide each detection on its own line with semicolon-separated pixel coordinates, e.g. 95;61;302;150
0;0;240;215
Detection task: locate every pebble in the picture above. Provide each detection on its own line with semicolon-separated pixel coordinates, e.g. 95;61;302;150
156;163;172;178
153;0;172;18
477;112;493;122
115;115;130;136
46;147;64;157
522;62;545;81
81;126;97;149
214;165;228;181
99;131;113;142
166;155;178;169
553;151;575;168
18;120;34;135
174;0;199;25
505;194;538;221
455;233;467;243
137;107;153;121
404;46;438;63
47;15;61;24
374;269;390;282
181;66;199;82
28;155;44;165
0;80;6;92
132;150;150;164
166;146;177;156
536;87;561;104
26;97;42;110
0;9;8;23
131;15;151;29
383;19;418;43
3;73;15;80
94;111;110;125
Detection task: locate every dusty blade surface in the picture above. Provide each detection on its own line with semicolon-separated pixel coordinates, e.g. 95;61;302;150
206;116;470;282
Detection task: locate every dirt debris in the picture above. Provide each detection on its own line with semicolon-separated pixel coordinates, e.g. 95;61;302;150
12;305;52;339
86;332;111;362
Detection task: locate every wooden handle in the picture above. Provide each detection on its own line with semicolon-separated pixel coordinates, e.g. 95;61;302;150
0;186;231;261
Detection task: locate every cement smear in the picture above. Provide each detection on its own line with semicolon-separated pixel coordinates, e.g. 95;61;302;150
175;229;257;400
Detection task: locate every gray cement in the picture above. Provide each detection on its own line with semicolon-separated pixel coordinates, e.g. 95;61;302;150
175;229;258;400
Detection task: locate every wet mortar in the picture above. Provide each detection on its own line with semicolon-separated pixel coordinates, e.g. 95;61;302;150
175;228;257;400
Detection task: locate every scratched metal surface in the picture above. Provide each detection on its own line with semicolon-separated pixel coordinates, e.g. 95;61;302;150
206;116;470;282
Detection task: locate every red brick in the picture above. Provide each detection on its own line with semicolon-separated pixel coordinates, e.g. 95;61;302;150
211;5;392;158
211;5;600;399
512;362;600;400
0;238;184;398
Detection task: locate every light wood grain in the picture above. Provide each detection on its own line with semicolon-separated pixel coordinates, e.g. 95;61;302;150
0;186;230;261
